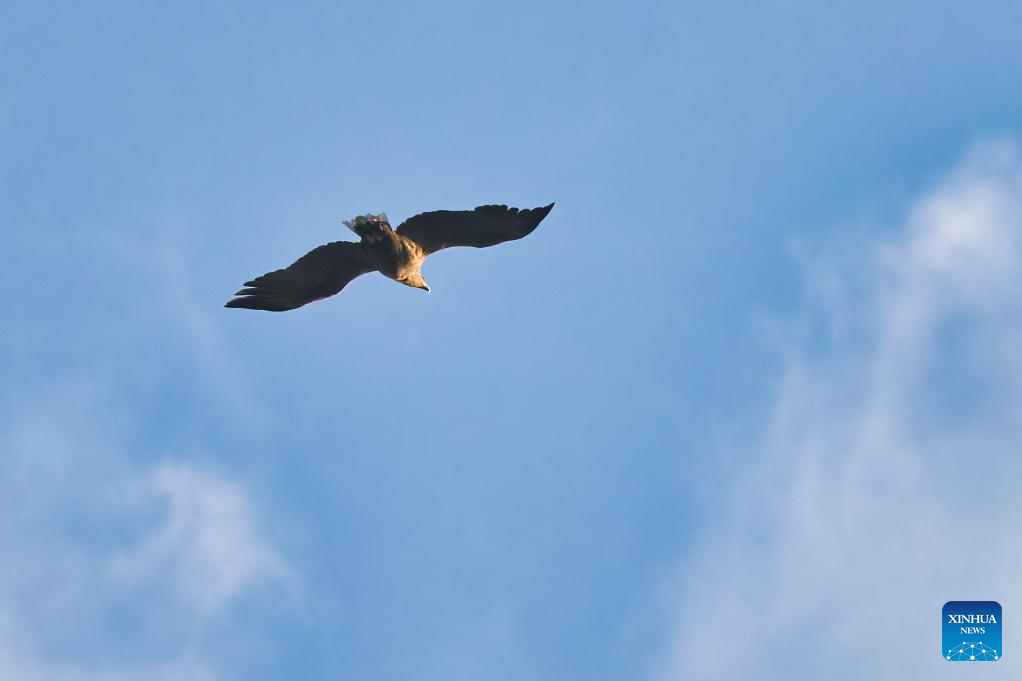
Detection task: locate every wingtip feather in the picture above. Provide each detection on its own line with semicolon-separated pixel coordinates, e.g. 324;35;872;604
225;295;293;311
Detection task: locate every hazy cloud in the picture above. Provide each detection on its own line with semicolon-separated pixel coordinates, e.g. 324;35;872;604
0;607;216;681
0;384;292;679
112;461;295;612
657;139;1022;680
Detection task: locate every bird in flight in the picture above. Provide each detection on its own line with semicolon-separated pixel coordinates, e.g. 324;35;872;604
225;203;554;312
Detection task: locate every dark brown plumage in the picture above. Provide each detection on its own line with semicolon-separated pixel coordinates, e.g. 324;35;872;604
225;203;554;312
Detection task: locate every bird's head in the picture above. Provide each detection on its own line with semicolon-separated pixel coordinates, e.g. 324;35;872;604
399;272;430;292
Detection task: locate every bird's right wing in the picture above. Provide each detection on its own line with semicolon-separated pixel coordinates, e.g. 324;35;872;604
225;241;377;311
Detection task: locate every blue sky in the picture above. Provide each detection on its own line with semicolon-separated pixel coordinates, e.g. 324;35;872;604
3;2;1022;679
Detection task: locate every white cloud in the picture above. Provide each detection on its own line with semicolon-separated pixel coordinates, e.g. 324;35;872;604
112;462;295;612
0;204;297;679
0;385;293;680
656;139;1022;680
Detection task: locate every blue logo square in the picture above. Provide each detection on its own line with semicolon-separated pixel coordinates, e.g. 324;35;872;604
943;601;1001;661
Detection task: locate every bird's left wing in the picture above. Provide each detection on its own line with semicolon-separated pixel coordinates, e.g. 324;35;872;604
396;203;554;255
225;241;376;311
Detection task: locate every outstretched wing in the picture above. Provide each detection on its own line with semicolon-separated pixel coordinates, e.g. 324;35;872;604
225;241;377;311
396;203;554;255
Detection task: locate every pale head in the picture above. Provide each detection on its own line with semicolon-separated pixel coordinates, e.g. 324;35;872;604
399;271;430;292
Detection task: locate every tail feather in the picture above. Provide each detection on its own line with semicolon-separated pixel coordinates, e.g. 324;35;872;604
342;213;390;238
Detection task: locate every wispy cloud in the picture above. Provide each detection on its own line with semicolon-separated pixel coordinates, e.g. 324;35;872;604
149;225;271;429
112;461;296;613
0;382;294;679
656;139;1022;680
104;217;270;428
0;606;216;681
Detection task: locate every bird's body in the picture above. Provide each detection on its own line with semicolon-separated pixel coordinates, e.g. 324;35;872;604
226;203;554;312
345;214;429;289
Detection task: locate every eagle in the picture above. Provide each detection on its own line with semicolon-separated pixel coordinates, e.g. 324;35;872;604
225;203;554;312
